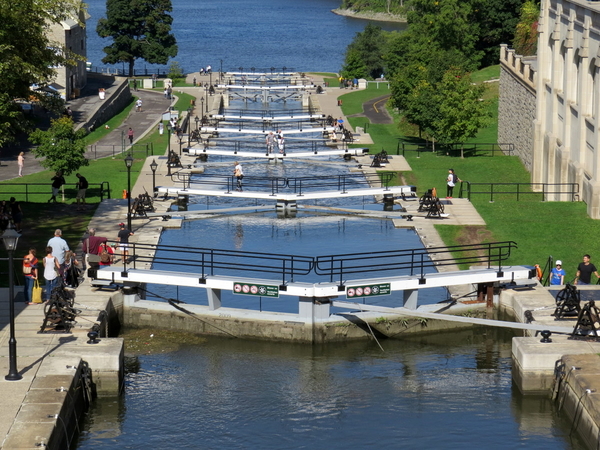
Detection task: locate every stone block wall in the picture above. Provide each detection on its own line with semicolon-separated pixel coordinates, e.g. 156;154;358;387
498;47;537;172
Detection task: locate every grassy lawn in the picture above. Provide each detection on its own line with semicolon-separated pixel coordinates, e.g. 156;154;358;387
338;68;600;280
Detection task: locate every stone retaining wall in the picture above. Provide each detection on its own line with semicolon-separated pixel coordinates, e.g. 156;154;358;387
498;45;537;172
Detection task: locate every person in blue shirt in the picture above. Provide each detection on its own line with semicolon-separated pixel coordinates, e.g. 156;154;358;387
550;260;566;285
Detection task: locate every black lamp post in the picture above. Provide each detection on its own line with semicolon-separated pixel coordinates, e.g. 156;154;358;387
219;59;223;82
167;126;172;176
150;158;158;194
2;224;22;381
195;115;200;131
124;154;133;232
178;135;183;156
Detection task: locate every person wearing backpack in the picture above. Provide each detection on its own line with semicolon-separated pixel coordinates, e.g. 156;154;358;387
446;168;462;199
98;242;114;266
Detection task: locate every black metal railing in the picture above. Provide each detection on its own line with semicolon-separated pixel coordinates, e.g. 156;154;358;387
102;240;521;288
171;172;396;195
461;182;579;202
314;241;518;285
216;109;321;119
397;142;514;157
118;242;314;286
0;181;111;202
86;142;154;160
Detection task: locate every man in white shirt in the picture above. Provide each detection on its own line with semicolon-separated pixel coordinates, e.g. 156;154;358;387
47;229;69;271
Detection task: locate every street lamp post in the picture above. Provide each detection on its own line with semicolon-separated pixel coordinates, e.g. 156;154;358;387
167;127;172;177
195;115;200;131
220;59;223;83
178;135;183;156
150;159;158;194
124;154;133;232
2;225;22;381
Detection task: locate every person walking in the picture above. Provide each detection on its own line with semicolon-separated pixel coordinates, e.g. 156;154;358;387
117;222;134;263
82;228;108;270
23;247;38;304
265;132;275;154
48;171;65;203
75;173;88;210
43;246;60;301
574;254;600;285
17;152;24;177
9;197;22;232
446;169;461;199
127;127;134;145
136;98;143;112
549;260;566;286
234;161;244;191
47;229;69;273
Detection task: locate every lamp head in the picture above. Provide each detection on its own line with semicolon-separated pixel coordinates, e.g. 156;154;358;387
1;224;20;251
124;154;134;168
150;159;158;173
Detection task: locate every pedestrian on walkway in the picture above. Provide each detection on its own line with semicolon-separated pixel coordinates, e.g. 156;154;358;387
10;197;22;232
265;132;275;153
549;260;566;285
158;122;164;135
17;152;24;177
75;173;88;210
234;161;244;191
48;171;65;203
47;229;69;274
127;127;134;145
136;98;143;112
446;169;461;199
575;254;600;285
23;247;38;304
43;246;60;301
117;222;134;263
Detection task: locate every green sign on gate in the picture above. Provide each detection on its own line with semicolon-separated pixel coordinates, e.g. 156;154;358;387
346;283;391;299
233;282;279;298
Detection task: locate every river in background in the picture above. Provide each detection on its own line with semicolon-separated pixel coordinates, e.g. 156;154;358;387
85;0;406;74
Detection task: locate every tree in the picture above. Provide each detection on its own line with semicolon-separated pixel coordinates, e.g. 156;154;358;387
29;117;89;175
432;68;492;157
97;0;178;76
341;23;386;79
0;0;81;146
513;0;539;56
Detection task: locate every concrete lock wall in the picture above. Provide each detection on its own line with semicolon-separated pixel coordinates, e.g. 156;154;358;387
121;293;482;343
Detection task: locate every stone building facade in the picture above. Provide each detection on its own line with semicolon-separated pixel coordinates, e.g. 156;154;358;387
534;0;600;217
46;4;88;100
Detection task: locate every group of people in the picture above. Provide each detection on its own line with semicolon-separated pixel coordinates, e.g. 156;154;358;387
338;77;358;89
47;171;89;208
546;254;600;286
265;130;284;153
22;224;134;304
0;197;23;233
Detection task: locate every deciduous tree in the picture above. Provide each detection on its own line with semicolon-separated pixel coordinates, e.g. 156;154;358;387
0;0;81;145
29;117;89;175
97;0;178;76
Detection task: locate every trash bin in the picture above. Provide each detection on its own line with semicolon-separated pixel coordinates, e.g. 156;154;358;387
337;99;343;106
122;189;129;199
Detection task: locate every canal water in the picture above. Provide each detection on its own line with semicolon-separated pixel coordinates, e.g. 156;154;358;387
76;330;584;449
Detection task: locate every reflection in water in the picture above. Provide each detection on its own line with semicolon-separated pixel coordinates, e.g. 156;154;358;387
76;329;584;449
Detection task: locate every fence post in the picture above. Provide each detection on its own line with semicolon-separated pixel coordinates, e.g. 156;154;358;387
517;183;520;201
490;184;494;203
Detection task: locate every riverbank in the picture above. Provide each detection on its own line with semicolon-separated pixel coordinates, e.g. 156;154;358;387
331;8;407;23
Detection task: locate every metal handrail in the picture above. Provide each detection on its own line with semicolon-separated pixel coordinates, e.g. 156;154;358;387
173;173;395;196
397;142;514;157
0;182;111;202
314;241;518;285
104;240;519;287
462;182;579;202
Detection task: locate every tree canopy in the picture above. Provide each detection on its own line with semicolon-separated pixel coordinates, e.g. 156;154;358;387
97;0;178;76
341;24;387;79
0;0;80;146
29;116;89;175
